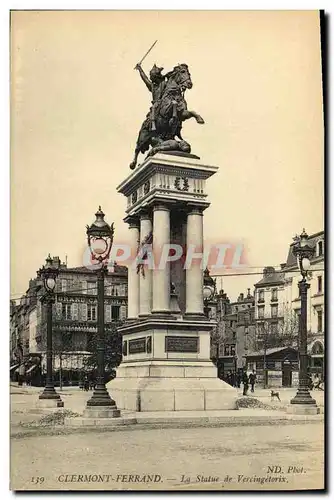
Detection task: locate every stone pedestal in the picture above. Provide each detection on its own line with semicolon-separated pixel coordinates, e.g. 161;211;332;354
110;153;237;412
83;406;121;418
30;397;64;415
286;404;320;415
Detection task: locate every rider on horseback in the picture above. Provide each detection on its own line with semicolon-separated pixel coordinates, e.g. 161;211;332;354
129;61;204;170
135;63;166;131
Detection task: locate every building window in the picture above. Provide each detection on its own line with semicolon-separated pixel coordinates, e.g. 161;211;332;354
258;290;264;303
317;276;323;293
111;306;120;321
271;288;278;301
258;306;264;319
224;344;236;356
62;303;71;320
87;305;97;322
270;322;278;335
87;333;94;352
87;281;96;295
62;332;73;350
271;305;278;318
317;310;323;333
61;279;68;292
318;240;323;257
312;341;324;355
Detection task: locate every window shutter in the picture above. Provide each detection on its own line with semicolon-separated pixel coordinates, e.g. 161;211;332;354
105;305;111;323
120;305;127;320
78;303;86;321
72;303;79;321
55;302;62;320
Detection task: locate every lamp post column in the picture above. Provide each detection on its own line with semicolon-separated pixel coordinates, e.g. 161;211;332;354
290;279;316;406
39;294;63;404
86;265;116;407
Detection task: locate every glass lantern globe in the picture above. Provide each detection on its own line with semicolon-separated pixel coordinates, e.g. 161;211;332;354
46;277;56;292
203;286;213;301
302;257;311;271
90;237;108;255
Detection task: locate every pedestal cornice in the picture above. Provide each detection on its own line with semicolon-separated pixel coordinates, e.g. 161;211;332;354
117;153;219;196
118;153;218;218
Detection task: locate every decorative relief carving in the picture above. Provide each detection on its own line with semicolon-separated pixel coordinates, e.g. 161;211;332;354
174;177;189;191
146;336;152;354
132;191;138;204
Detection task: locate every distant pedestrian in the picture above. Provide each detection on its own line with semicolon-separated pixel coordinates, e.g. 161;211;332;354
236;373;241;388
84;376;89;391
242;371;249;396
18;364;25;387
313;374;324;391
249;370;256;393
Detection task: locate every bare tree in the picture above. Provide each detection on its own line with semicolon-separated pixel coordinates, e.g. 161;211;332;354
249;307;299;388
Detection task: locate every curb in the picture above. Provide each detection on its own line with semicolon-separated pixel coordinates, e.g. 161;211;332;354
11;411;324;438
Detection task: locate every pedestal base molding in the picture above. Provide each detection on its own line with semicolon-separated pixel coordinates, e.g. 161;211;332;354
36;398;64;408
286;404;320;415
108;366;237;412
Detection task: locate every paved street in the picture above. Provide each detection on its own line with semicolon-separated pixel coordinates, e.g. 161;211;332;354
10;384;324;491
11;422;324;491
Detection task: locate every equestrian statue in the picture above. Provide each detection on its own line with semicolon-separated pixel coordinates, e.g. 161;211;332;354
129;42;204;170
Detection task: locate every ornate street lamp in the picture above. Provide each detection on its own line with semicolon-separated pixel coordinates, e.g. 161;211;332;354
290;228;317;410
37;254;63;406
203;268;215;318
85;206;118;408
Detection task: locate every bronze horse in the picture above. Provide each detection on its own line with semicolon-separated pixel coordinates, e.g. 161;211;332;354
130;64;204;170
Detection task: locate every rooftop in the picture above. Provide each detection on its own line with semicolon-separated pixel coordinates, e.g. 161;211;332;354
285;230;324;269
254;267;285;288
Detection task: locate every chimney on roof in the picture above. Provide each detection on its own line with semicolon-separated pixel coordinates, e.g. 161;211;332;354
239;293;244;301
52;256;61;268
247;288;251;297
280;263;286;270
263;266;275;277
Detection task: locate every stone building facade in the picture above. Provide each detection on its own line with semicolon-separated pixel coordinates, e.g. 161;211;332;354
251;230;325;381
10;256;128;383
210;287;256;379
282;230;325;376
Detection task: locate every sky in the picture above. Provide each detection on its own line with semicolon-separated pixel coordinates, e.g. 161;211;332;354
10;10;324;302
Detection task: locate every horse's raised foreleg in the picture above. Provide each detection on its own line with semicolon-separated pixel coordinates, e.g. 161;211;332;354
129;148;140;170
181;110;205;124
